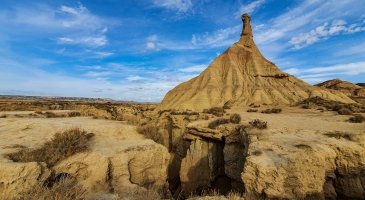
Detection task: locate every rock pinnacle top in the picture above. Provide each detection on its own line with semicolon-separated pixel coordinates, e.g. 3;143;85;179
241;13;253;37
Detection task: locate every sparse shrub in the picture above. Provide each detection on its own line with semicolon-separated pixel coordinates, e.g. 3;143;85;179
208;118;230;129
337;108;353;115
125;186;161;200
203;107;226;117
301;104;311;109
249;103;260;108
271;108;282;113
249;119;267;129
247;108;258;112
44;111;58;118
170;110;199;115
18;177;86;200
261;108;282;114
137;124;163;144
7;128;94;167
230;113;241;124
67;111;81;117
348;114;365;123
324;131;353;141
298;97;365;113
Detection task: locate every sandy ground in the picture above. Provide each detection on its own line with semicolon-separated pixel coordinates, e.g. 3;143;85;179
0;116;153;162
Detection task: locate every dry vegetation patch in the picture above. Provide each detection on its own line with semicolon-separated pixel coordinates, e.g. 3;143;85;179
299;96;365;113
7;128;94;167
137;124;163;144
18;177;86;200
246;108;258;112
261;108;282;114
229;113;241;124
208;118;230;129
249;119;268;129
348;114;365;123
203;107;226;117
337;108;353;115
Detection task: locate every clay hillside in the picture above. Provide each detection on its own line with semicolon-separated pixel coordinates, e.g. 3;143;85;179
316;79;365;97
158;14;353;111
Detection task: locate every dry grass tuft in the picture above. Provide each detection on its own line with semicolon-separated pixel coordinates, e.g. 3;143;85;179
249;119;268;129
227;191;244;200
137;124;163;144
67;111;81;117
124;187;161;200
246;108;258;112
208;118;230;129
203;107;226;117
229;113;241;124
348;114;365;123
261;108;282;114
18;177;86;200
7;128;94;167
337;108;353;115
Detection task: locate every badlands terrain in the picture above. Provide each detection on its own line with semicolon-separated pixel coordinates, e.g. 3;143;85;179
0;13;365;200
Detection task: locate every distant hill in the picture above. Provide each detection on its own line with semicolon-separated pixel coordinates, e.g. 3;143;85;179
315;79;365;98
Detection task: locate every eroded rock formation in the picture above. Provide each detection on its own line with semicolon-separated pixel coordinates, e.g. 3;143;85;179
158;14;353;111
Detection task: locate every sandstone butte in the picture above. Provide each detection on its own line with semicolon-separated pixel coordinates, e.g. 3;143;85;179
158;14;354;111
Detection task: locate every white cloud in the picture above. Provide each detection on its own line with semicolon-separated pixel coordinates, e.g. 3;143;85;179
93;51;114;58
145;35;159;50
151;0;193;12
179;64;207;73
191;25;241;48
285;61;365;83
127;76;145;81
237;0;265;15
57;36;107;47
1;3;110;49
146;42;156;49
84;71;113;78
289;20;365;49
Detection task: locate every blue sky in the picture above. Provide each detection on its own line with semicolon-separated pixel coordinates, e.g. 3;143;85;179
0;0;364;102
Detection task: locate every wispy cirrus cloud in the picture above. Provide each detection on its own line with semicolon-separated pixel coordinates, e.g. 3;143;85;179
290;19;365;49
151;0;193;12
178;64;207;73
191;25;241;48
57;35;108;47
284;61;365;83
236;0;265;15
0;3;110;49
